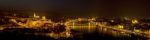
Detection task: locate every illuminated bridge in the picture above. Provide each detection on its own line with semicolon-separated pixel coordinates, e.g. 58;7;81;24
65;18;150;39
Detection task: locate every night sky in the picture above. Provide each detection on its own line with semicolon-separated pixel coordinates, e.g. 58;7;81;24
0;0;149;17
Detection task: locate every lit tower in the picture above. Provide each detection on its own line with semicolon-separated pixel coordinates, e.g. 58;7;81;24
33;12;39;18
42;16;46;20
33;13;36;17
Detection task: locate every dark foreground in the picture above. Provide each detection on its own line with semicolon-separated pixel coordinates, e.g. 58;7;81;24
0;31;148;40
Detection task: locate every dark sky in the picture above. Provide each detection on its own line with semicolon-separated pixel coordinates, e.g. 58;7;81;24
0;0;150;17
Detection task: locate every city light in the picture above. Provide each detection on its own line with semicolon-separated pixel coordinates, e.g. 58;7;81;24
132;19;139;24
110;20;114;22
117;25;124;29
0;15;150;39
